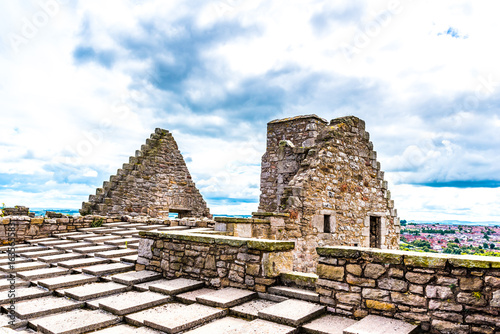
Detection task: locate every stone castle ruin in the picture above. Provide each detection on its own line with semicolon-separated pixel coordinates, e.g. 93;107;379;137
2;115;499;334
80;128;210;219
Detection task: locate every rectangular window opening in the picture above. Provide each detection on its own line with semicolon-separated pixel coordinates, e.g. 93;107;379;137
324;214;331;233
369;216;381;248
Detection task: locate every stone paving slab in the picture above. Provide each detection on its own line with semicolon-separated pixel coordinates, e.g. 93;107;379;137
196;287;256;308
0;313;28;329
124;302;186;326
95;249;138;259
268;286;320;303
230;299;277;320
342;315;418;334
149;278;204;296
184;316;248;334
77;227;107;232
224;319;297;334
111;230;139;236
26;238;57;244
0;244;33;251
9;246;47;253
64;281;131;300
93;228;126;235
258;299;325;326
54;242;94;250
38;274;98;290
175;288;215;304
115;223;146;228
51;232;84;238
104;238;141;246
0;257;33;265
18;250;64;259
84;235;123;244
10;296;85;319
102;222;127;227
98;291;171;315
91;324;162;333
34;309;120;334
135;225;165;230
73;245;119;254
0;261;49;273
17;267;70;281
144;303;226;334
67;234;99;241
133;279;170;292
0;287;52;304
128;243;139;249
38;253;86;264
0;278;30;291
111;270;162;285
38;240;74;247
121;255;138;263
57;257;110;269
81;262;134;276
302;314;358;334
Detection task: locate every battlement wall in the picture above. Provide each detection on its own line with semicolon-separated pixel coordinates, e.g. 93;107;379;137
316;246;500;333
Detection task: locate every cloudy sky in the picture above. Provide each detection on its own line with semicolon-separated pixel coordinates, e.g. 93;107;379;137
1;0;499;221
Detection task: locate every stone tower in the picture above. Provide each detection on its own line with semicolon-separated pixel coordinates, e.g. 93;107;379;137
81;128;210;218
257;115;399;271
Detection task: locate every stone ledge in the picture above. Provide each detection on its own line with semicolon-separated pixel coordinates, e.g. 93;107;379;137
252;212;290;218
317;246;500;268
139;231;295;252
214;217;270;224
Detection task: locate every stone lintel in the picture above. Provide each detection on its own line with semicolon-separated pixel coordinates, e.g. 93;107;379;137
139;231;295;252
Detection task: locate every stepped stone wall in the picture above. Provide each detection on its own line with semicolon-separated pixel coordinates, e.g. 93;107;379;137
257;115;399;272
81;128;210;219
316;246;500;333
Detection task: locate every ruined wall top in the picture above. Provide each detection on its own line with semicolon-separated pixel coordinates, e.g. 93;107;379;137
81;128;211;218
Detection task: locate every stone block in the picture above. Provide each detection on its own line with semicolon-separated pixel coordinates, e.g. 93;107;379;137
258;299;325;326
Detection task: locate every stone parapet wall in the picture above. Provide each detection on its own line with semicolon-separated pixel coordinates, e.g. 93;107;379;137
0;215;215;244
316;246;500;333
137;230;295;292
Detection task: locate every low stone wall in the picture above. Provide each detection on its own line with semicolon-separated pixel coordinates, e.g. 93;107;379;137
0;215;215;244
137;230;295;292
316;246;500;333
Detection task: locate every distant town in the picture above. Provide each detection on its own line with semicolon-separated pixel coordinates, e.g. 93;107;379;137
400;220;500;256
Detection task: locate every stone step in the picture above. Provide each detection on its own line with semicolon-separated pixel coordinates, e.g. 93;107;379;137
92;324;162;333
51;232;84;238
104;238;141;246
342;315;419;334
38;252;87;264
111;230;139;237
196;287;257;308
0;313;28;329
67;234;99;241
77;227;108;233
0;261;50;273
18;249;64;259
38;274;99;290
38;240;75;247
81;262;135;276
111;270;162;285
53;242;94;251
175;288;215;304
102;222;128;227
280;271;318;290
144;303;226;334
302;314;358;334
0;287;52;304
121;254;138;263
8;296;85;319
183;316;248;334
73;245;119;254
135;225;165;231
26;238;57;244
33;309;120;334
0;244;33;251
0;257;33;265
97;290;171;315
115;223;147;228
93;228;126;234
17;267;70;281
149;278;204;295
0;278;30;291
230;299;277;320
57;257;110;269
124;302;186;326
268;286;320;302
84;235;123;244
95;249;138;259
223;319;296;334
258;299;326;326
64;281;131;300
11;246;48;253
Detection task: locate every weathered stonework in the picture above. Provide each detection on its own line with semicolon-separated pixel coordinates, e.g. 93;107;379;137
136;230;295;292
316;246;500;333
81;128;210;218
256;115;399;272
